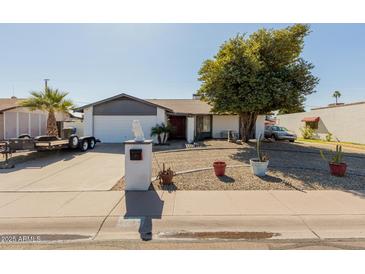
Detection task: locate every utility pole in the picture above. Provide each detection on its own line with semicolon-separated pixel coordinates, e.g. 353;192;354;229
44;79;50;90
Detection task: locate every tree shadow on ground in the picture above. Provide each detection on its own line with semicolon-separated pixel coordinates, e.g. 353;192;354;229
259;175;282;183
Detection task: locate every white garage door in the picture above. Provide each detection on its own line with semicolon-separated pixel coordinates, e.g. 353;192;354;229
93;115;158;143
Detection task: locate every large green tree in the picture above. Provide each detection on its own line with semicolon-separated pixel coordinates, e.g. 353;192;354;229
197;24;319;142
21;87;74;136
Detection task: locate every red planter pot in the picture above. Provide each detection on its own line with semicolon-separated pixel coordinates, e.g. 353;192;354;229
329;162;347;177
213;161;226;176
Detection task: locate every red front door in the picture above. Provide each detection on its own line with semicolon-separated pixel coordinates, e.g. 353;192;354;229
168;116;186;139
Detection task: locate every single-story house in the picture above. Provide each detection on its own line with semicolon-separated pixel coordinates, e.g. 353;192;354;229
276;101;365;144
75;93;265;143
0;96;72;140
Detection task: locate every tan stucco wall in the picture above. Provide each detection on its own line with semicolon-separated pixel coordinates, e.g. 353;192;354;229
212;115;239;138
277;103;365;144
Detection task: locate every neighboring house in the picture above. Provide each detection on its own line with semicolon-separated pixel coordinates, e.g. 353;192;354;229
0;97;71;139
75;93;265;143
276;101;365;144
265;115;277;126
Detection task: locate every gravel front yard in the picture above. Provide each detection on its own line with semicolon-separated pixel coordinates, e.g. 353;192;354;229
151;166;365;191
114;140;365;191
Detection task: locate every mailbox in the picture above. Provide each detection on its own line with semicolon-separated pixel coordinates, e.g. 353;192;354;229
124;139;152;191
130;149;143;160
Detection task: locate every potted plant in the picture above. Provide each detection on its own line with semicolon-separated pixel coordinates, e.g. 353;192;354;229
158;163;175;184
320;144;347;177
250;134;269;176
213;161;226;176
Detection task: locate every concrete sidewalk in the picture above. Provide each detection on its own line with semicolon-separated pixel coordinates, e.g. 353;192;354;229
0;190;364;243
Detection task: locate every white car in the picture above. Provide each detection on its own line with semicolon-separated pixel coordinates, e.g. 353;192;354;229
264;125;297;142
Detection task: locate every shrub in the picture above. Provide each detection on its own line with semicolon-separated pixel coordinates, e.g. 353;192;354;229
320;144;344;164
151;123;172;144
300;126;315;139
325;132;333;142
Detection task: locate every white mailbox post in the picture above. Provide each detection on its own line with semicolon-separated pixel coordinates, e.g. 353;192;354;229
124;139;153;191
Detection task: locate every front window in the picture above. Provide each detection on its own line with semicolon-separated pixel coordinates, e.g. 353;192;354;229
195;115;212;140
305;121;318;130
196;115;211;133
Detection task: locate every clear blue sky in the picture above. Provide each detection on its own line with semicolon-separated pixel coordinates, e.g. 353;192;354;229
0;23;365;109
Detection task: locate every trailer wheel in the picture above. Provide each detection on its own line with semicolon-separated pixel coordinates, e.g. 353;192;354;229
68;136;79;149
80;140;89;152
88;138;96;149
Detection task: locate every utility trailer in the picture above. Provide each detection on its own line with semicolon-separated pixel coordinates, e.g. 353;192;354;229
33;135;98;151
0;134;100;168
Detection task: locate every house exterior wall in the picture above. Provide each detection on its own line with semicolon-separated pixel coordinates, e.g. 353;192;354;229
30;113;40;137
212;115;239;138
156;107;166;124
18;112;29;136
83;106;94;136
63;120;84;136
0;114;4;139
4;112;17;138
54;112;70;122
186;116;195;143
93;98;157;116
277;103;365;144
1;107;69;139
93;115;160;143
91;107;166;143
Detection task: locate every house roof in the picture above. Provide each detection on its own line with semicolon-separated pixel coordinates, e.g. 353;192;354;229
0;98;25;113
145;99;213;115
74;93;173;112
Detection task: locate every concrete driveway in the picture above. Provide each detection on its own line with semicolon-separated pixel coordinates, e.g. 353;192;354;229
0;144;124;191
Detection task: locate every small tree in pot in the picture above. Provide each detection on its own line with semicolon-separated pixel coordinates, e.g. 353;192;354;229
320;144;347;177
250;134;269;176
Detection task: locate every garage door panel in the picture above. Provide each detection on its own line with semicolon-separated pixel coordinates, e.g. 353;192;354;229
94;115;157;143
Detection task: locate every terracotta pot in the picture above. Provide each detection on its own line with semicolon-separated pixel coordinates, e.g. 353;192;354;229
329;162;347;177
159;172;174;184
213;161;226;176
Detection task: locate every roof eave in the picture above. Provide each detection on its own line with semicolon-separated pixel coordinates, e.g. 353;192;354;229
74;93;173;113
0;106;18;114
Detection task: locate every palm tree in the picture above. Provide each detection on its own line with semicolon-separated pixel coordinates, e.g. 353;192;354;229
21;87;74;136
159;122;172;143
150;124;163;144
333;90;341;105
